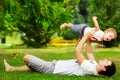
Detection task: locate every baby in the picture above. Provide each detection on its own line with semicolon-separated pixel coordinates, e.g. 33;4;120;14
60;16;117;42
60;16;117;61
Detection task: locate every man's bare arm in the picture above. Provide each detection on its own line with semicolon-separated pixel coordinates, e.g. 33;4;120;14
75;36;88;64
92;16;100;31
86;39;95;61
75;31;95;64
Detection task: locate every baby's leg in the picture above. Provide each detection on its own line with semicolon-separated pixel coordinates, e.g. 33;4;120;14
60;23;73;30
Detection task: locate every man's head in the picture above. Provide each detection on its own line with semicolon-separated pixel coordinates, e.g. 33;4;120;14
103;28;117;41
97;59;116;76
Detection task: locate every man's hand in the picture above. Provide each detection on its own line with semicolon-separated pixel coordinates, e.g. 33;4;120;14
84;30;96;39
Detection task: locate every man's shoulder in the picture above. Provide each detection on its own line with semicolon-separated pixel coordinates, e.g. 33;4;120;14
82;60;97;63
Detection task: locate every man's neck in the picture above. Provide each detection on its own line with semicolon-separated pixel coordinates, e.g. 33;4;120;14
96;64;102;73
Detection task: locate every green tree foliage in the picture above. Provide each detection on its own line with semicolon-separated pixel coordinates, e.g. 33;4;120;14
87;0;120;47
0;0;20;43
0;0;3;36
18;0;73;47
61;0;81;40
63;30;79;40
2;0;73;47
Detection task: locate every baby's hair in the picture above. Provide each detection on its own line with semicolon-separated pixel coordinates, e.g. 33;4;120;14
104;28;117;39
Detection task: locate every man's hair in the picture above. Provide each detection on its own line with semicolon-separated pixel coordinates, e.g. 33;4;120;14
98;61;116;77
104;28;117;39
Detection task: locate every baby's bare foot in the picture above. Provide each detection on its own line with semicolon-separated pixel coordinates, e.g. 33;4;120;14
60;23;67;30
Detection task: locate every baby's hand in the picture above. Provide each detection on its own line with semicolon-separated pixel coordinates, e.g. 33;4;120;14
92;16;97;20
90;37;98;41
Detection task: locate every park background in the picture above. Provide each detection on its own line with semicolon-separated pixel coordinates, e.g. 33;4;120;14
0;0;120;80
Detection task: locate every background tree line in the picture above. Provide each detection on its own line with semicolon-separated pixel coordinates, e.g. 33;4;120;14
1;0;74;47
64;0;120;47
0;0;120;47
87;0;120;47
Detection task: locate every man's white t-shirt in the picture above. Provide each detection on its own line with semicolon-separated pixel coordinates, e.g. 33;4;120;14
84;27;104;42
53;59;99;76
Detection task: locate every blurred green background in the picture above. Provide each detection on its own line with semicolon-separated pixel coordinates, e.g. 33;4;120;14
0;0;120;80
0;0;120;48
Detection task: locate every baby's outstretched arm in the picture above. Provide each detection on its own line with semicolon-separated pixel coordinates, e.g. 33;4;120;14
92;16;100;31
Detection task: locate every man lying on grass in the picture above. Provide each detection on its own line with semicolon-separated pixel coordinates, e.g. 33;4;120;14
4;31;116;77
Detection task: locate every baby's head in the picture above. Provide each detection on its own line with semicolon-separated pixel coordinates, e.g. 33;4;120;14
103;28;117;41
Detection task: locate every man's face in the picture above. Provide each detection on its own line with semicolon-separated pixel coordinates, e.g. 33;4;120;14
104;32;115;41
98;59;112;67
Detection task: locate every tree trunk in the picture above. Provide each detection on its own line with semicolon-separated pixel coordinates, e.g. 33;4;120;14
1;36;6;44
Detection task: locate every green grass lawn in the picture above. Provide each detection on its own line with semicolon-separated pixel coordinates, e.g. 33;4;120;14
0;47;120;80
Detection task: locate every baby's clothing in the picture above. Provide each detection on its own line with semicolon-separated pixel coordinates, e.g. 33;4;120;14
70;24;104;42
